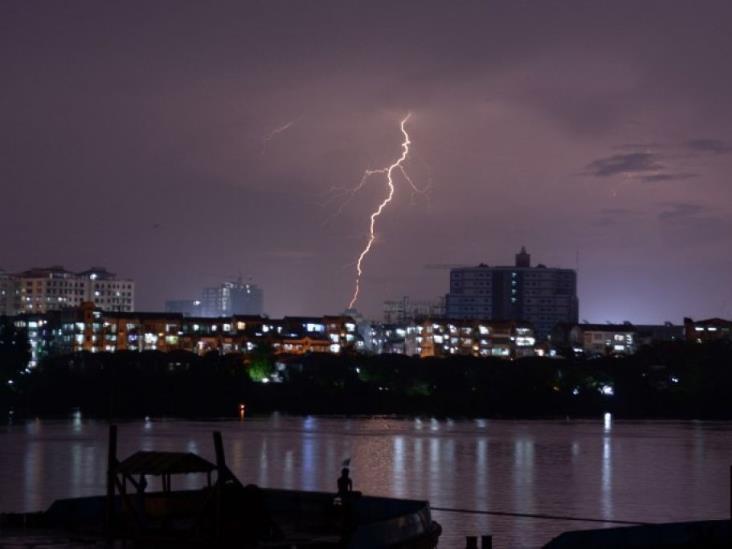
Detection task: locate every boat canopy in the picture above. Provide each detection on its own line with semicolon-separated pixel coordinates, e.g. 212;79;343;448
116;451;216;476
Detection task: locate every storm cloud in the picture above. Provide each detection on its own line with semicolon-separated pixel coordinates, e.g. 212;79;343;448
586;153;665;177
2;0;732;323
685;139;732;155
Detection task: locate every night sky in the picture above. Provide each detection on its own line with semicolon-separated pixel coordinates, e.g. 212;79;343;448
2;1;732;322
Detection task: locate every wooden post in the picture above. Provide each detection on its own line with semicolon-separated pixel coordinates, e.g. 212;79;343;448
106;424;118;537
213;430;226;478
213;431;225;541
481;535;493;549
465;535;478;549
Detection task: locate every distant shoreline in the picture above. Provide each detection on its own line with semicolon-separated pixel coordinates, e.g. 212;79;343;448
7;413;732;422
5;340;732;421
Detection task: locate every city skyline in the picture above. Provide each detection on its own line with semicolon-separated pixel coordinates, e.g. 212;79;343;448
3;1;732;322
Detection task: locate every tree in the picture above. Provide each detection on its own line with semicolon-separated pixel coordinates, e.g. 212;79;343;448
0;318;31;408
0;318;30;383
247;342;275;382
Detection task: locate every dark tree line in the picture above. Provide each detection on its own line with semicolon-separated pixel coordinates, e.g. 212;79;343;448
0;318;31;410
3;338;732;419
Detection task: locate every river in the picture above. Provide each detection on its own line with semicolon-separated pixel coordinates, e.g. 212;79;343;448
1;415;730;548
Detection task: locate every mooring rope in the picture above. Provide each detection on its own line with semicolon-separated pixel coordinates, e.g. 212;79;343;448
431;506;649;526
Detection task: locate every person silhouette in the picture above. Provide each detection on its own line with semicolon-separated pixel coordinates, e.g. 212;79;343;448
337;467;353;496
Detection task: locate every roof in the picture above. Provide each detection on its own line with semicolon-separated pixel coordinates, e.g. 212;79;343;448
685;317;732;327
282;316;325;324
577;323;636;332
451;264;575;273
117;451;216;475
231;314;267;322
17;266;74;278
107;311;183;321
77;268;120;280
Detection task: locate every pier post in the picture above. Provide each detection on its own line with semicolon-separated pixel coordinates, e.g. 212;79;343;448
106;424;118;537
213;431;225;541
465;535;478;549
213;431;226;475
481;534;493;549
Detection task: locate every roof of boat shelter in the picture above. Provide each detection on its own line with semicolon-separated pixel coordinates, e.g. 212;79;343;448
117;451;216;475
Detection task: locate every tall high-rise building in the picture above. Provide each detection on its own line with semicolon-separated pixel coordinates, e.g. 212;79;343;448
12;266;134;314
445;247;578;340
201;280;263;317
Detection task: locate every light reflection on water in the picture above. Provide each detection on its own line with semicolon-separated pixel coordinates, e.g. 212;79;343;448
1;416;731;548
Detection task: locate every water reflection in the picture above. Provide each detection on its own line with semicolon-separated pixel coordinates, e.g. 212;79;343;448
23;438;42;511
71;410;82;433
601;434;612;519
301;436;317;491
283;449;294;490
392;436;406;497
257;439;269;486
475;438;488;508
2;417;732;549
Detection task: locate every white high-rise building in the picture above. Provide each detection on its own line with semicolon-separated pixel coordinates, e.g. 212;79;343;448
13;266;134;314
201;280;263;317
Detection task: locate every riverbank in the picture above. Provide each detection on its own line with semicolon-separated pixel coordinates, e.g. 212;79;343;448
3;340;732;420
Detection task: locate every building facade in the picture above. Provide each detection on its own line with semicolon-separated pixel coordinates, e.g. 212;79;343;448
12;266;134;314
12;302;538;370
0;269;19;316
368;318;536;359
446;247;578;340
383;296;446;323
552;321;683;356
684;317;732;343
404;318;536;359
12;303;361;366
568;323;637;356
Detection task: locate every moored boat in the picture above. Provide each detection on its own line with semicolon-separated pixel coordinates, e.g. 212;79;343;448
0;426;441;548
542;519;731;548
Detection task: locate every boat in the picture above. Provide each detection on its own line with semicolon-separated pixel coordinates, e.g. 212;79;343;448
542;519;731;548
0;426;441;548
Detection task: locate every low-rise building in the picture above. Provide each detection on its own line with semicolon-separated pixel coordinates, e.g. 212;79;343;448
405;318;536;359
684;317;732;343
11;304;362;365
553;322;683;355
369;324;408;354
634;323;683;346
568;323;636;356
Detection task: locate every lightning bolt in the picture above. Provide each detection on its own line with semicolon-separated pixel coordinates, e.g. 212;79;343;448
348;113;413;310
261;119;297;155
